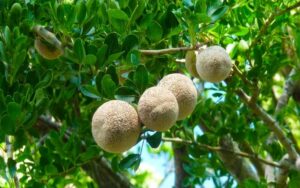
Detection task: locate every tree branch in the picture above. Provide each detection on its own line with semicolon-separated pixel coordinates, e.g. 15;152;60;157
217;135;259;182
172;144;190;188
139;46;197;55
232;63;253;86
236;89;298;161
250;1;300;48
239;141;265;177
162;137;282;169
275;69;297;113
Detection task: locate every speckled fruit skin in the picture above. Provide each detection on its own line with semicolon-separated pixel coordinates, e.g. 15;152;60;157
158;73;198;120
185;51;199;77
138;86;179;131
92;100;141;153
34;38;63;60
196;46;232;83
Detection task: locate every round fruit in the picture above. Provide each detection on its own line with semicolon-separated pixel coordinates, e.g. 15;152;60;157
92;100;141;153
196;46;232;83
158;73;197;120
185;51;199;77
34;38;63;60
138;86;179;131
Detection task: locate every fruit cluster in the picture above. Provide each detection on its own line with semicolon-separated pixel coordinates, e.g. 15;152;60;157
91;46;232;153
92;73;197;153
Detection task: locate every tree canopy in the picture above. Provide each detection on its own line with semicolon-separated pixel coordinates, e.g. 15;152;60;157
1;0;300;187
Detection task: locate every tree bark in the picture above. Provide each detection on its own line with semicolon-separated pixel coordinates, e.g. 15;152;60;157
172;144;190;188
218;135;259;183
82;158;132;188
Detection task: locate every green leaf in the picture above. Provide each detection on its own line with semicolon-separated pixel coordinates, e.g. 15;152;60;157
80;85;101;99
57;4;65;23
146;132;162;148
127;1;147;28
107;9;129;21
105;33;120;55
210;5;228;22
12;49;27;82
101;74;117;98
106;51;124;65
0;41;4;61
84;54;97;65
0;114;16;134
96;71;105;92
295;30;300;58
115;86;138;103
106;65;119;85
76;1;86;25
74;38;86;62
146;21;163;42
4;26;11;49
79;146;99;161
229;26;249;36
0;156;5;173
35;71;53;89
118;0;129;8
7;102;21;120
119;154;141;171
133;65;148;92
122;34;139;55
7;158;16;178
97;44;108;67
128;51;140;65
45;164;58;175
195;0;207;14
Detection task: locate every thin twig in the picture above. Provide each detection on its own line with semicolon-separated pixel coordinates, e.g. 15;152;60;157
139;46;197;55
232;63;253;86
175;58;186;64
236;89;298;161
162;137;283;168
250;1;300;49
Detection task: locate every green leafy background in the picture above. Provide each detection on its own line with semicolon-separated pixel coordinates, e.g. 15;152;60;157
1;0;300;187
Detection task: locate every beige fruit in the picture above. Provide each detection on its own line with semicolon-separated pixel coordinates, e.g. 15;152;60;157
33;25;63;60
138;86;179;131
185;51;199;77
92;100;141;153
196;46;232;83
158;73;197;120
34;38;63;60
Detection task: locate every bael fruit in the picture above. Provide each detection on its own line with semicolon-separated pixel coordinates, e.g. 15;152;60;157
92;100;141;153
138;86;179;131
34;38;64;60
33;25;64;60
196;46;232;83
158;73;198;120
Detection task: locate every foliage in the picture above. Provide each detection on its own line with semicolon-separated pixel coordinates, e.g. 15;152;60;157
1;0;300;187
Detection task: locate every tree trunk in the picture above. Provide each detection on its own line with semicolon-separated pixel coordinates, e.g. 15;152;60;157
172;144;191;188
82;158;132;188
